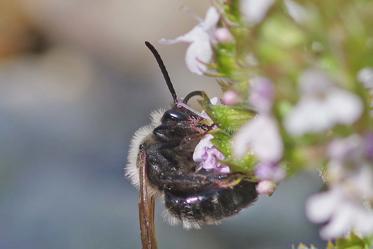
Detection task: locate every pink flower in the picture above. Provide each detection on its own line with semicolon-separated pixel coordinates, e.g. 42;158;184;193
160;7;219;75
256;180;277;196
193;134;230;173
222;90;240;105
214;28;234;43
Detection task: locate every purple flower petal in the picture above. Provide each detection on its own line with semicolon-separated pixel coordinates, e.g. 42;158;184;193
193;134;230;173
255;162;285;182
364;133;373;160
249;76;274;113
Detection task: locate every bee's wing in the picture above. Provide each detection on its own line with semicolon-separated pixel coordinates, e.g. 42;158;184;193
138;148;158;249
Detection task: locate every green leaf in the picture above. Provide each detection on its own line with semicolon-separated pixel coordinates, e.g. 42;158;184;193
210;129;257;175
223;0;241;23
329;234;373;249
216;43;237;77
223;155;257;174
210;129;232;156
207;105;254;133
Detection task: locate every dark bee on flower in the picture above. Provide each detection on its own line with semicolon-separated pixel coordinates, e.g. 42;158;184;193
126;41;258;229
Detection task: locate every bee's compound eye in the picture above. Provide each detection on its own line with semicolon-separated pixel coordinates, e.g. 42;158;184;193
161;110;187;122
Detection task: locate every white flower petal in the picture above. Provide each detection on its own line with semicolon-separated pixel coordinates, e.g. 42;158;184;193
349;165;373;199
328;135;362;161
185;38;212;75
160;25;207;45
299;68;333;95
285;89;362;136
358;67;373;89
320;202;354;239
160;7;219;75
201;7;220;31
284;0;308;23
326;89;363;125
233;115;283;161
307;182;373;239
320;201;373;239
306;188;342;223
193;134;214;162
209;97;221;105
353;208;373;236
241;0;274;25
285;97;331;135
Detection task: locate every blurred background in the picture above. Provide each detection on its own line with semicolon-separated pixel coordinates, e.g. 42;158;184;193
0;0;325;248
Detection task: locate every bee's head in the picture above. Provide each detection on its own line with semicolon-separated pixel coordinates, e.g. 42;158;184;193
154;93;212;142
161;90;208;123
145;41;213;142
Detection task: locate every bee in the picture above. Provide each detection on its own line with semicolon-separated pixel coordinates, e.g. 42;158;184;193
126;42;258;232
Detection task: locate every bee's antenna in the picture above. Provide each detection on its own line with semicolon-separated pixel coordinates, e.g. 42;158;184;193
145;41;178;103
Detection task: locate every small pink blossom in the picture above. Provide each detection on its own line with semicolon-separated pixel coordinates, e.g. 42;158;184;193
256;180;277;196
193;134;230;173
222;90;240;105
160;7;219;75
214;28;234;43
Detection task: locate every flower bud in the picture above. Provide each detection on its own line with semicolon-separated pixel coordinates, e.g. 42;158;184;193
215;28;234;43
222;90;240;105
256;180;276;196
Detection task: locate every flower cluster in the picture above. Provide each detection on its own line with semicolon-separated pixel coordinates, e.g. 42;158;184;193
161;0;373;246
307;135;373;239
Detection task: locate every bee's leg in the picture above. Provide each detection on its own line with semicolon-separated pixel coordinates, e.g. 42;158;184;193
138;148;158;249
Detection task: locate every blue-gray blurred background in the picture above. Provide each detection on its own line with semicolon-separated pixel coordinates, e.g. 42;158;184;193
0;1;325;248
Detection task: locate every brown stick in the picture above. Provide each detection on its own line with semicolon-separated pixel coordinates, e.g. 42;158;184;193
139;160;158;249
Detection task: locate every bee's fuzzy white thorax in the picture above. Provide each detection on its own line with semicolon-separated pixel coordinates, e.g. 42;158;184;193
125;109;165;191
150;109;165;127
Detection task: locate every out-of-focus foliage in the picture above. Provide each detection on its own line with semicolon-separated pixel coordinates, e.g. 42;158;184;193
295;234;373;249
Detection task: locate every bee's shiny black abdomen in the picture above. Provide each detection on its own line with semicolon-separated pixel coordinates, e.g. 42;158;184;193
164;180;258;223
